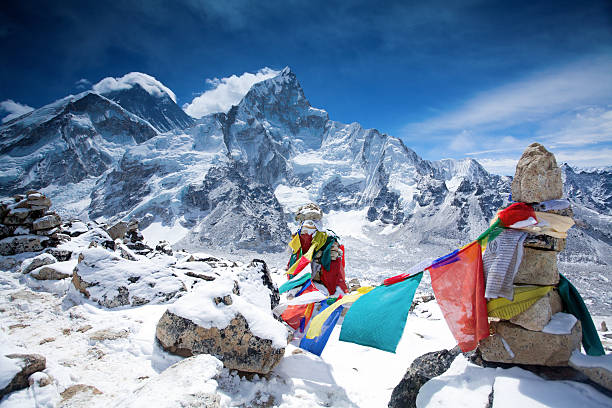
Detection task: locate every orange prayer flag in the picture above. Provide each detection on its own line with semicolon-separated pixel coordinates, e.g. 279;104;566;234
427;241;489;352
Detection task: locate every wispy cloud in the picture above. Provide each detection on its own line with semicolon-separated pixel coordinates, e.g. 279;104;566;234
183;67;279;118
0;99;34;123
409;56;612;135
404;55;612;172
74;78;91;90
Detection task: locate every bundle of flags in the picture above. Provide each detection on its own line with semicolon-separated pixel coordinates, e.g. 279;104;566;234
275;202;603;357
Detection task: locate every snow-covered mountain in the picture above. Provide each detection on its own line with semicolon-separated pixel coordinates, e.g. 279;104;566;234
0;69;610;264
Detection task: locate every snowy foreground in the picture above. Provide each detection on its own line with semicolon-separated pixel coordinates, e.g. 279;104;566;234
1;216;611;407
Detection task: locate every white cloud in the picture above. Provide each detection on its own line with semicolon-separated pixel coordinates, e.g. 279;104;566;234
538;105;612;148
183;67;280;118
410;56;612;134
75;78;92;89
475;157;519;176
449;130;476;151
92;72;177;102
0;99;35;123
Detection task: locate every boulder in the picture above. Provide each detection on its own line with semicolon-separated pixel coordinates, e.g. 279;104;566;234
45;248;72;262
514;247;559;285
60;384;103;405
155;241;173;256
3;208;33;225
509;290;563;331
32;213;62;231
30;264;71;280
479;317;582;366
511;143;563;203
0;353;46;399
0;235;48;256
106;221;128;241
156;310;285;375
388;347;461;408
240;259;280;309
21;253;57;274
72;247;185;308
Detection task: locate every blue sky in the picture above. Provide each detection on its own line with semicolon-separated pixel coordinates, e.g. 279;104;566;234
1;0;611;174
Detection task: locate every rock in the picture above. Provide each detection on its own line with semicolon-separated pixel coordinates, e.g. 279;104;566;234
106;221;128;241
479;319;582;366
348;278;361;292
155;240;173;256
294;203;323;223
72;246;185;307
0;235;48;256
127;219;139;232
0;256;18;271
28;372;52;387
511;143;563;203
3;208;32;224
118;243;137;261
523;233;566;252
0;353;46;399
21;253;57;274
26;194;51;209
77;325;92;333
243;259;280;309
388;347;461;408
509;290;563;331
45;248;72;262
0;224;16;239
513;247;559;285
60;384;103;404
156;310;285;375
40;337;56;345
89;329;129;341
32;213;62;231
601;321;608;332
31;265;71;280
568;351;612;391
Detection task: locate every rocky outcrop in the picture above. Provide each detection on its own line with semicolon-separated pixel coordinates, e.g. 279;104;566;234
0;353;46;399
72;247;185;308
511;143;563;203
0;192;67;255
20;253;57;274
156;310;284;375
388;347;461;408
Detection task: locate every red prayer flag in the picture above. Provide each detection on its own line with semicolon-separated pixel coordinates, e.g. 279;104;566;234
497;202;536;228
427;241;489;352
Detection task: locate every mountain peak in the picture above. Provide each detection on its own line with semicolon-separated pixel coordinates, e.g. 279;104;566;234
92;72;177;103
279;66;293;76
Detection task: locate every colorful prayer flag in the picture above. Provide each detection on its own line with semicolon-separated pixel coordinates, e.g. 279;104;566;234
339;273;423;353
300;301;344;356
427;241;489;352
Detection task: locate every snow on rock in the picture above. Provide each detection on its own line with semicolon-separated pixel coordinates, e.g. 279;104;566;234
112;354;222;407
156;274;288;374
20;253;57;275
72;246;185;308
569;350;612;392
542;312;578;335
0;353;46;399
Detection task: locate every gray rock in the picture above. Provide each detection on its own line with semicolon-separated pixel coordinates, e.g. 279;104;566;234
523;233;566;252
21;253;57;274
511;143;563;203
156;310;285;375
509;290;563;331
0;235;48;256
31;265;71;280
32;213;62;231
106;221;128;241
388;347;461;408
0;353;46;399
45;248;72;262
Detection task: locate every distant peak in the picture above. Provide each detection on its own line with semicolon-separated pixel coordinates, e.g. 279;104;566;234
279;66;293;76
92;72;177;103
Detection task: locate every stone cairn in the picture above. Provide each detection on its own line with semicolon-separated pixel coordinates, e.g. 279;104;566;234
0;191;69;256
478;143;580;366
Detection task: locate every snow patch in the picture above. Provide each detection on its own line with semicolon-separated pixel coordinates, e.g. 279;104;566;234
542;312;578;335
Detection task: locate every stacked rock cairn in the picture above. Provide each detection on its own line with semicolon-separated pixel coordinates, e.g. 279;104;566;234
478;143;581;366
0;191;69;256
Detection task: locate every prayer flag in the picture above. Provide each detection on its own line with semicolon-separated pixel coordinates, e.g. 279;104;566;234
300;301;344;356
339;273;423;353
428;241;489;352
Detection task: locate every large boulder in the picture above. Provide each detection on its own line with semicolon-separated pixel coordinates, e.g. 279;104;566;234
479;313;582;366
156;278;288;375
30;261;73;280
511;143;563;203
388;347;461;408
105;221;128;241
72;247;185;308
0;353;46;399
32;213;62;231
